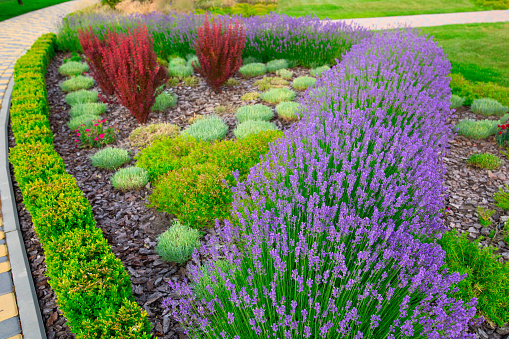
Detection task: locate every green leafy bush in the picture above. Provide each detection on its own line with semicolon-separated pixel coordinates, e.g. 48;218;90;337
129;123;180;148
266;59;288;72
60;75;94;92
152;91;177;112
149;163;234;227
110;166;150;191
157;57;168;67
438;232;509;325
170;65;193;78
260;88;296;104
451;95;466;109
58;61;89;76
275;68;293;79
467;153;501;169
243;56;261;65
90;148;130;170
234;120;278;139
68;114;98;131
181;115;228;142
455;119;499;139
63;52;81;63
310;65;330;77
276;101;300;121
471;98;509;116
155;220;201;264
292;76;316;91
239;63;267;78
235;104;273;123
65;89;98;106
69;102;107;118
494;184;509;210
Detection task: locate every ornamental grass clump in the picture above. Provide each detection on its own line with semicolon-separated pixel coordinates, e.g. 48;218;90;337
253;76;288;91
155;220;201;264
467;153;501;170
164;30;479;339
110;166;149;190
129;123;180;148
90;147;130;170
169;65;193;78
235;104;273;123
292;76;316;90
494;184;509;210
181;115;228;142
60;75;94;92
275;68;293;79
455;119;499;139
69;102;107;118
233;120;277;139
451;94;466;108
275;101;300;120
309;65;330;77
260;87;296;104
152;91;177;111
239;63;266;78
471;98;509;116
65;89;98;106
266;59;288;72
58;61;89;76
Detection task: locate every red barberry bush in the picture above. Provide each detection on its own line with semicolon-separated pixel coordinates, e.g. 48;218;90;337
194;16;246;93
100;25;168;124
78;26;116;97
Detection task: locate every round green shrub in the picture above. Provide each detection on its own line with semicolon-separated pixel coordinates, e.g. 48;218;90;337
260;88;296;104
69;102;107;118
155;220;201;264
65;90;98;106
187;55;200;69
169;57;186;68
471;98;509;116
235;104;274;123
451;95;466;109
234;120;278;139
276;101;300;121
266;59;289;72
60;75;94;92
152;92;178;112
58;61;89;77
243;56;261;65
239;63;267;78
110;166;150;190
181;115;228;142
275;68;293;79
170;65;193;78
467;153;501;170
90;147;130;170
292;76;316;91
67;114;98;131
455;119;499;139
310;65;331;77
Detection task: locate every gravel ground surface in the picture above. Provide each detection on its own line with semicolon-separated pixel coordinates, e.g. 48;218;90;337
7;52;509;338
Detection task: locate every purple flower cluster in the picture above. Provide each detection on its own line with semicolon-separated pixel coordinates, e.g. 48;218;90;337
57;13;371;66
163;29;480;338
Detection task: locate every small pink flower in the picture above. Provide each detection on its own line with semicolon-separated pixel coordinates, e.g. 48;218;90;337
94;123;98;126
75;129;79;132
80;124;84;127
94;137;99;141
85;129;90;132
77;133;81;136
75;140;79;142
99;134;105;139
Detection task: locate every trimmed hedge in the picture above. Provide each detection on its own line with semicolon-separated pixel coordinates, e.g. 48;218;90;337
9;33;151;337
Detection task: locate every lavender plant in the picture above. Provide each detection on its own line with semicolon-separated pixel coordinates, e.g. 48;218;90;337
164;30;479;339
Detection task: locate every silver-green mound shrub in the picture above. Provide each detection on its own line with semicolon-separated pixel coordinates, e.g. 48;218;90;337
451;95;466;109
471;98;509;116
310;65;331;77
170;65;193;78
292;76;316;91
456;119;500;139
155;220;201;264
60;75;94;92
275;68;293;79
65;89;98;106
152;92;178;112
58;61;89;76
181;115;228;142
235;104;274;123
69;102;107;118
169;57;186;68
260;88;296;104
239;63;267;78
243;56;262;65
233;120;278;139
276;101;300;120
90;147;130;170
266;59;289;72
67;114;98;131
111;166;150;190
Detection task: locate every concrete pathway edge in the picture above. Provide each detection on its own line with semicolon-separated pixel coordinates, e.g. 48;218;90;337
0;76;47;339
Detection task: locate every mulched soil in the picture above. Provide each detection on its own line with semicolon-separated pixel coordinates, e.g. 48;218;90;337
7;51;509;339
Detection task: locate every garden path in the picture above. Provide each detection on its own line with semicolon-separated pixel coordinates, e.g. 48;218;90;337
0;3;507;339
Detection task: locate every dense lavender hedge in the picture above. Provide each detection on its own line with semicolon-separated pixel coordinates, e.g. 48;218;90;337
163;30;480;338
56;13;371;66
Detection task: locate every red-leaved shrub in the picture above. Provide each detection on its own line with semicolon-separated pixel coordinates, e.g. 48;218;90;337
194;16;246;93
78;26;116;97
100;25;168;124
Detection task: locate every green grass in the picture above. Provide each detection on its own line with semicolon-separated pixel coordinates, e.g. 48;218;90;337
277;0;506;20
420;23;509;87
0;0;74;21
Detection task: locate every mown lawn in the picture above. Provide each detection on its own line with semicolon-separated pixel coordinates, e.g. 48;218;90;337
0;0;74;21
420;22;509;87
277;0;505;19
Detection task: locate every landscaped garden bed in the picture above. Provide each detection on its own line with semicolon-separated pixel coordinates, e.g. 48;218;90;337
7;11;509;339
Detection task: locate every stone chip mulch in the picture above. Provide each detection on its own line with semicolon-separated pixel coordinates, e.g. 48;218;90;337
7;52;509;339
